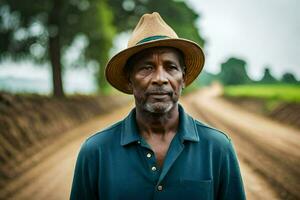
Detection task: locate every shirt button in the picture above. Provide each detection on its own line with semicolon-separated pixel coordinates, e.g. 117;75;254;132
157;185;163;191
146;153;152;158
137;141;141;144
151;166;157;171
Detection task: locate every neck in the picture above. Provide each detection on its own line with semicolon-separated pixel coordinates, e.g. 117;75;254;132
135;104;180;138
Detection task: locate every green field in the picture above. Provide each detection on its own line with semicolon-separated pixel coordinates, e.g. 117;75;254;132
224;84;300;103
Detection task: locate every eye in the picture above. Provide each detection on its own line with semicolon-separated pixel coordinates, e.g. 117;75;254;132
137;64;153;73
143;65;153;70
167;64;179;71
140;65;153;71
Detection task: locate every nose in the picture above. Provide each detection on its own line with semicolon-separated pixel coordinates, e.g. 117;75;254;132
151;66;168;85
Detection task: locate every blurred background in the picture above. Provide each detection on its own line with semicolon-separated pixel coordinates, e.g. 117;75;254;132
0;0;299;199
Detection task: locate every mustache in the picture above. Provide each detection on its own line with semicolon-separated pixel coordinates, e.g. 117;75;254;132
145;87;173;95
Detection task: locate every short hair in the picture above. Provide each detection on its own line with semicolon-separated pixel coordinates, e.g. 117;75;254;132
124;47;186;79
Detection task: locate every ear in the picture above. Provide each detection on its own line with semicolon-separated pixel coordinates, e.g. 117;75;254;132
127;78;133;90
181;77;186;89
182;66;186;76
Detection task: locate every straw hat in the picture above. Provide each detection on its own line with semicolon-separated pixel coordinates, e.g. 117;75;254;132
105;12;205;94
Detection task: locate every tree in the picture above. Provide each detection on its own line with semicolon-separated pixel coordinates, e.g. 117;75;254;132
108;0;205;46
0;0;115;97
1;0;205;96
260;67;277;84
281;72;298;84
219;57;251;85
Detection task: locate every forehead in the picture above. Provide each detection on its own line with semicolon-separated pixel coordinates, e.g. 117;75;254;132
130;47;182;63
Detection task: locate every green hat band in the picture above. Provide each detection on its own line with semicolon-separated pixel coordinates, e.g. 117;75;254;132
136;35;170;45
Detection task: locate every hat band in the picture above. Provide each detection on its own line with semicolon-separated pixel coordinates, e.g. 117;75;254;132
136;35;170;45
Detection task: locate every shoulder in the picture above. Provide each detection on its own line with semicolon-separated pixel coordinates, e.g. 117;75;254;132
179;105;231;148
81;120;123;152
193;118;231;149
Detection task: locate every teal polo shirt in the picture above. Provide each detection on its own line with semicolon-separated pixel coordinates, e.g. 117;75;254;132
70;105;246;200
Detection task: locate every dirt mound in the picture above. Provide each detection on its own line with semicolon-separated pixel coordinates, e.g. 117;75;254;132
270;103;300;128
225;96;300;129
0;92;130;183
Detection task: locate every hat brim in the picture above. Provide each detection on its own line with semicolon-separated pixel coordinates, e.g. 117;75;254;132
105;38;205;94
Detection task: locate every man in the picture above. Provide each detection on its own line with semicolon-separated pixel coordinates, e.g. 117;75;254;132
70;12;246;200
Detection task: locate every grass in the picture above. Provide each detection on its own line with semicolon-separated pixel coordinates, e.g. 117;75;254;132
224;84;300;103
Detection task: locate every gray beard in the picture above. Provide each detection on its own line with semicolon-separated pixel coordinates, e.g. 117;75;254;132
144;101;173;114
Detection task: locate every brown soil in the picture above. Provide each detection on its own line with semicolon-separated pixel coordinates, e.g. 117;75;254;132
225;96;300;129
269;103;300;128
0;86;299;199
184;85;300;199
0;103;134;200
0;92;130;185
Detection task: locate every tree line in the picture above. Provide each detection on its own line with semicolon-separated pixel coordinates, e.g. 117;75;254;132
198;57;299;86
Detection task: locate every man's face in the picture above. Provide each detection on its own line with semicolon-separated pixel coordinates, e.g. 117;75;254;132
128;47;185;114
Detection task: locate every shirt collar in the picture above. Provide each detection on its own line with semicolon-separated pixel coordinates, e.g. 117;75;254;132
120;104;199;146
121;108;141;146
177;104;199;143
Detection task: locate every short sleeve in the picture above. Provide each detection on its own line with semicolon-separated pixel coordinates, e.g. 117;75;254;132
70;141;99;200
218;140;246;200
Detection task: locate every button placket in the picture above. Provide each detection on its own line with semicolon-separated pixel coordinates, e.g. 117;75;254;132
138;139;160;183
143;151;158;173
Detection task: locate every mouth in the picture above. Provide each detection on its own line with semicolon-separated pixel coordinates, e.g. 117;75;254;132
149;93;168;97
147;92;171;100
149;92;168;95
148;91;170;95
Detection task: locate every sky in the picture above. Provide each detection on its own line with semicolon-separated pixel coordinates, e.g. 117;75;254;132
187;0;300;80
0;0;299;93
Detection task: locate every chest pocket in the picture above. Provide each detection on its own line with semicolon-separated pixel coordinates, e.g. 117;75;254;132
170;179;212;200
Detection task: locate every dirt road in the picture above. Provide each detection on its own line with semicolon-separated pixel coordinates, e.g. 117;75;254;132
183;85;300;200
1;87;299;199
